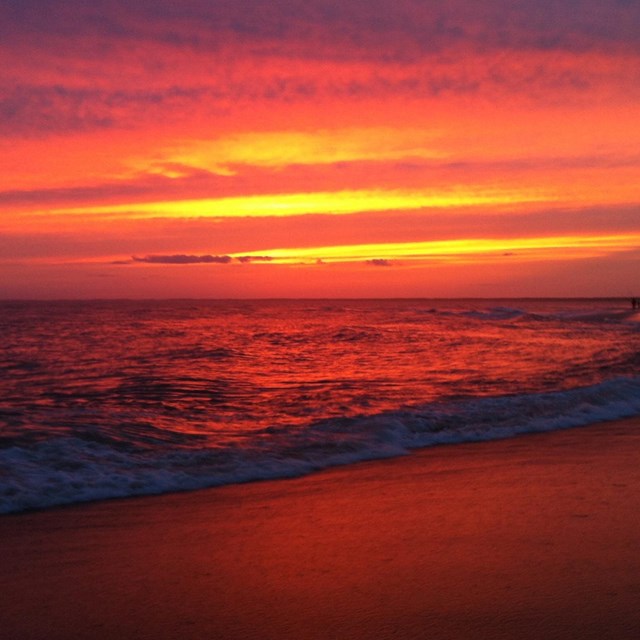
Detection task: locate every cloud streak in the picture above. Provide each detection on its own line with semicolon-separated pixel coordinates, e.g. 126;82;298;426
3;0;640;297
366;259;394;267
4;1;640;58
129;254;275;265
236;256;273;263
132;254;232;264
3;1;640;141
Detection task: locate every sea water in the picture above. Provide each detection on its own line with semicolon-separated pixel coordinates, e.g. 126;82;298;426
1;298;639;514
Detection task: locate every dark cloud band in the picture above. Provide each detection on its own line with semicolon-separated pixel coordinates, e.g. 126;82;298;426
132;254;232;264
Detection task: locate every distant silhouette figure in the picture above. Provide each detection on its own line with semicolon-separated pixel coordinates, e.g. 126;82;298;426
633;298;639;310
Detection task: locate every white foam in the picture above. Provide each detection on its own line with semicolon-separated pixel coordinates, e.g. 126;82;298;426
2;377;640;515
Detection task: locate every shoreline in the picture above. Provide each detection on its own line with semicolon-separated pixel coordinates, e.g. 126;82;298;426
2;417;640;639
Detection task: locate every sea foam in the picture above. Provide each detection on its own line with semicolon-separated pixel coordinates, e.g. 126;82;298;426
2;376;639;514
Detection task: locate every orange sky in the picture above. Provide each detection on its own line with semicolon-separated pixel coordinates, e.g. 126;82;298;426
2;0;639;298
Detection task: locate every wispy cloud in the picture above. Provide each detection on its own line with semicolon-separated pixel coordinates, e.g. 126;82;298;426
132;254;232;264
0;85;215;138
129;254;275;265
3;0;640;297
4;1;640;58
236;256;273;263
3;1;639;140
366;259;394;267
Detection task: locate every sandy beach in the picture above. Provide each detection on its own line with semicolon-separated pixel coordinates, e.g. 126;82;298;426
2;418;640;640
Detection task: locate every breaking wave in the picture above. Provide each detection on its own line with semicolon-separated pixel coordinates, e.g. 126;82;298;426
2;376;639;514
426;305;640;325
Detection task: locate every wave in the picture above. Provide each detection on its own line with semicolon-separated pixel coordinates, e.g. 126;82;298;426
460;306;526;321
550;309;640;325
2;377;640;515
425;305;640;325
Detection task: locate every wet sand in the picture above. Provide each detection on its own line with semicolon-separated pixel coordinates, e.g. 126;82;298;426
2;418;640;640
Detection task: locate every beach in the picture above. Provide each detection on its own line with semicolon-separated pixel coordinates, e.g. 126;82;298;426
2;417;640;640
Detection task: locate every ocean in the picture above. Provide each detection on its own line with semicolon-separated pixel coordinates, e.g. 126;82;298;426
1;298;639;514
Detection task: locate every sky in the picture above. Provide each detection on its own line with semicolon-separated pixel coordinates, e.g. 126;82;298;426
1;0;639;298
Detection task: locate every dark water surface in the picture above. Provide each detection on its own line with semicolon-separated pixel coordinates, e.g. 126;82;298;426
1;298;639;513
